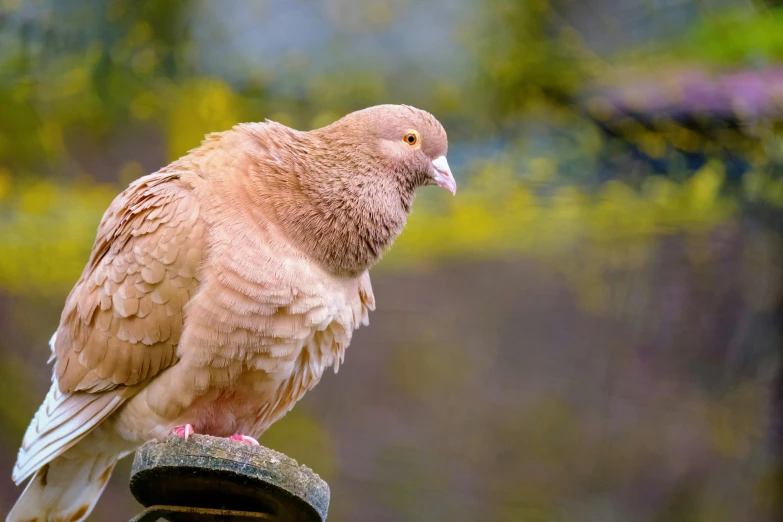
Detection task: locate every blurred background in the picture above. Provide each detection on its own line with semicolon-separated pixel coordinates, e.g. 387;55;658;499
1;0;783;520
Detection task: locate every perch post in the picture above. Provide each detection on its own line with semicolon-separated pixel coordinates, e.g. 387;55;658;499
128;434;330;522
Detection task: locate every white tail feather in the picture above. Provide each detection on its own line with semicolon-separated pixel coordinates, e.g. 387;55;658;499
8;332;131;521
6;451;119;522
13;331;127;484
13;380;124;484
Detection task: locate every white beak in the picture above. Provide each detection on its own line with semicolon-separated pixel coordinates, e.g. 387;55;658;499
431;156;457;195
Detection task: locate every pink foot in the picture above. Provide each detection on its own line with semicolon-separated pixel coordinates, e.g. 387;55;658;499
228;434;260;446
171;424;194;440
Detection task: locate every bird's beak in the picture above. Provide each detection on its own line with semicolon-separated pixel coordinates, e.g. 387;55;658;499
431;156;457;195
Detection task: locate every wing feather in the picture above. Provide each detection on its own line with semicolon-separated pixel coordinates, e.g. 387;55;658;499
55;171;205;392
14;171;206;483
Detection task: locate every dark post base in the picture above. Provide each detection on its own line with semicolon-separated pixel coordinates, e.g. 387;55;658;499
128;435;330;522
129;505;273;521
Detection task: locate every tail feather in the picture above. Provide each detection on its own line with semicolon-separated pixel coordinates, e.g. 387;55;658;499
13;382;124;484
13;332;126;485
6;452;119;522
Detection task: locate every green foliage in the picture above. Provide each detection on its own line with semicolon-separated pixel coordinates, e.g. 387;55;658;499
0;178;115;296
469;0;599;121
384;158;742;316
680;6;783;65
615;5;783;67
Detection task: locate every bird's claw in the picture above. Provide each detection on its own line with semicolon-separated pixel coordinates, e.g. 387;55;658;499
228;434;260;445
172;424;195;440
170;426;257;445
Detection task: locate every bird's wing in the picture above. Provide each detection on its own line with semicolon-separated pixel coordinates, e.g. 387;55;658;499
54;170;205;392
13;171;206;483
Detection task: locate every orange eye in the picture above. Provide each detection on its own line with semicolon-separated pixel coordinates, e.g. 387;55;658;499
403;131;420;147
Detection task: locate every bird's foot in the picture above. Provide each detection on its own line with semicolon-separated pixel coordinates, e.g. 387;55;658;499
171;424;195;440
228;434;260;446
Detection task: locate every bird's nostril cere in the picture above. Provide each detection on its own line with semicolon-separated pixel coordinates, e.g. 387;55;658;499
431;156;457;195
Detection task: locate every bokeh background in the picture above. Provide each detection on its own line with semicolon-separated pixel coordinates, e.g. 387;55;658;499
1;0;783;520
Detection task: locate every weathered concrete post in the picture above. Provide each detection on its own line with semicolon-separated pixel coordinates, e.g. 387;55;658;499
128;434;330;522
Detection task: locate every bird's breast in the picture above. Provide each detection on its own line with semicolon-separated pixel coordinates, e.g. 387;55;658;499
124;217;374;438
172;309;353;436
154;262;364;435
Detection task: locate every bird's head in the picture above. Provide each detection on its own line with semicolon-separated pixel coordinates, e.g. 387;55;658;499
254;104;455;276
316;104;456;196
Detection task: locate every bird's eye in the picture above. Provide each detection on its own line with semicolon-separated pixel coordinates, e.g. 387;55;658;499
403;131;420;147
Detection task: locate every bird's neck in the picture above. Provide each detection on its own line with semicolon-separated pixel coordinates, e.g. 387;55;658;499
244;125;415;277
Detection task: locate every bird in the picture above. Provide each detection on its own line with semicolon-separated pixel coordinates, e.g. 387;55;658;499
7;104;455;522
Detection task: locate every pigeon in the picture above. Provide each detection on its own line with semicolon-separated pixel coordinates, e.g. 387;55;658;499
7;104;455;522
